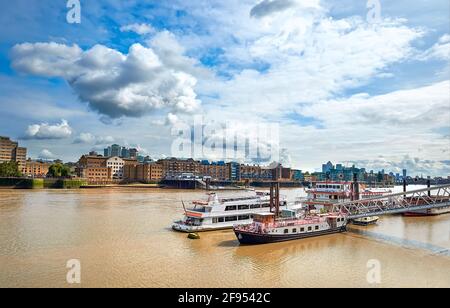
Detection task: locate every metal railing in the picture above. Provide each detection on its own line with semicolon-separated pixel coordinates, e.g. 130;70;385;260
333;185;450;219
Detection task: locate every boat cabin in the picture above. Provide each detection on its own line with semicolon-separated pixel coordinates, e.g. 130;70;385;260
253;213;275;224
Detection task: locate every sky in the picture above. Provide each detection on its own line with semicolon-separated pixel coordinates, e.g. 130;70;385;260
0;0;449;176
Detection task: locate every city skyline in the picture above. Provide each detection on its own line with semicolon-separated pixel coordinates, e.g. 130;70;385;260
0;1;449;176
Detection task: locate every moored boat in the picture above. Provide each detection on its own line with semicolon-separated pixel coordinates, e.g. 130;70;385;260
351;216;379;225
403;205;450;216
234;211;347;245
172;191;288;232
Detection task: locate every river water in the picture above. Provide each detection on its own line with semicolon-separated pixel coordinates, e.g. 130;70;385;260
0;186;449;288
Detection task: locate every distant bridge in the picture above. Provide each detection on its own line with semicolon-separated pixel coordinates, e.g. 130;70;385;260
333;185;450;219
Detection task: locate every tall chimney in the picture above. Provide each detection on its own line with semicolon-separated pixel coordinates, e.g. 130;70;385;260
353;173;360;201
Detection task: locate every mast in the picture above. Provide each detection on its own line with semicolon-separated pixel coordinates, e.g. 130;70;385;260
269;181;280;217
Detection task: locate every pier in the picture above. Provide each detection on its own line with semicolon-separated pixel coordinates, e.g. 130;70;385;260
335;184;450;219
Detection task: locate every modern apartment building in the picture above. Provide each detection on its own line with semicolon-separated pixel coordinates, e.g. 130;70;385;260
0;136;27;171
199;161;230;181
159;158;201;178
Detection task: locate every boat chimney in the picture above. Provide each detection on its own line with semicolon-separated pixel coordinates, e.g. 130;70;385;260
269;182;280;217
353;173;360;201
403;179;407;198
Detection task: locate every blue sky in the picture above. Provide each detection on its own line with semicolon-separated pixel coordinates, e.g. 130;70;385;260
0;0;449;176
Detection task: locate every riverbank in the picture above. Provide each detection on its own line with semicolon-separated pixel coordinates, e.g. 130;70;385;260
0;178;88;189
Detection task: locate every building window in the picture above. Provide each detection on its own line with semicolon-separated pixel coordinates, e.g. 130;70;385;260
300;228;304;232
293;228;297;233
238;215;250;220
315;226;319;230
284;229;289;234
308;226;312;231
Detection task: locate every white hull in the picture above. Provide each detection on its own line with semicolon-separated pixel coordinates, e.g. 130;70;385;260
172;219;253;232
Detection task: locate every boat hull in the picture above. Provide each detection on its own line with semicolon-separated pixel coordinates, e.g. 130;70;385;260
351;220;378;226
234;226;347;245
172;222;236;233
403;206;450;217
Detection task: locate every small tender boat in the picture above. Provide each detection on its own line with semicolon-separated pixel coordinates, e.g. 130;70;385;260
351;216;379;226
187;233;200;240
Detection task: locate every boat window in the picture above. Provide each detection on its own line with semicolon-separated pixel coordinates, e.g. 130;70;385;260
225;206;237;211
225;216;238;222
315;226;319;230
238;205;249;210
300;228;304;232
218;217;225;223
293;228;297;233
250;204;260;209
284;229;289;234
213;218;218;223
238;215;250;220
262;203;270;208
308;226;312;231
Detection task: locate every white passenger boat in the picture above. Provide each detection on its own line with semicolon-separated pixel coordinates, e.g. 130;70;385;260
172;191;288;232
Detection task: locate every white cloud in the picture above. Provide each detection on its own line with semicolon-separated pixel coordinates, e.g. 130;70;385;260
165;113;180;126
74;133;114;145
344;155;450;177
197;7;423;121
24;119;72;140
120;23;155;35
417;34;450;61
250;0;298;19
38;149;56;160
11;40;201;119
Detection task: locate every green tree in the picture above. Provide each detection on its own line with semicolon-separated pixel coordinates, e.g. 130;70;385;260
0;161;22;177
47;163;71;178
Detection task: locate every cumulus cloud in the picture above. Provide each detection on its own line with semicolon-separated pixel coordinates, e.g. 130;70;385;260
24;119;72;140
165;113;180;126
73;133;115;145
120;23;155;35
297;80;450;130
344;155;450;177
417;34;450;61
250;0;297;19
11;40;201;119
38;149;56;160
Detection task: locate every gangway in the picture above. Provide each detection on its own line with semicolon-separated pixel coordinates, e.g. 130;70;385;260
332;185;450;219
